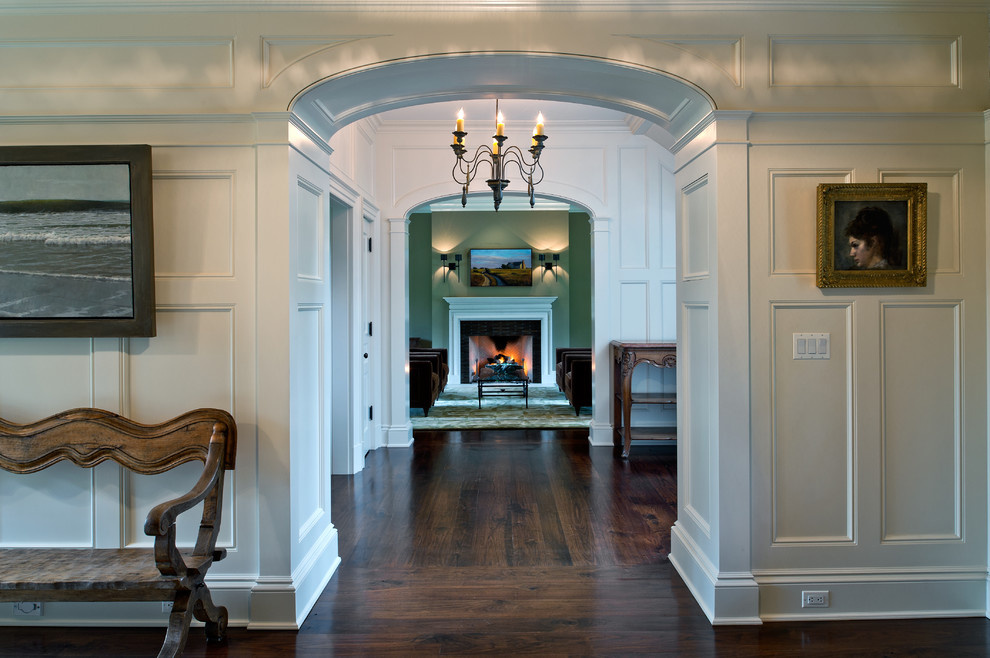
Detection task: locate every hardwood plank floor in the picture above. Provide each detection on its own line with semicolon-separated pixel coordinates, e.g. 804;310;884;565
1;428;989;656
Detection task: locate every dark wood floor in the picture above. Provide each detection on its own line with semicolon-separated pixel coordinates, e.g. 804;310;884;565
2;429;990;656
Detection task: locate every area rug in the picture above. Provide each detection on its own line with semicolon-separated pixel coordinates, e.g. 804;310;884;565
411;383;592;430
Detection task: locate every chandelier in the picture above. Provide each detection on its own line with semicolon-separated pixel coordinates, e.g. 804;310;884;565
451;101;548;211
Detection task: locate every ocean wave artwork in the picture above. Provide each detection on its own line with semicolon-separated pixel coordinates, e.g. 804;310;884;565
0;163;136;318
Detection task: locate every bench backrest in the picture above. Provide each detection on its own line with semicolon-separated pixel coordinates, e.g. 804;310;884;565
0;408;236;475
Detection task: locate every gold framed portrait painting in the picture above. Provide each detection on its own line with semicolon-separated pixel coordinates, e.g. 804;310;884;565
816;182;927;288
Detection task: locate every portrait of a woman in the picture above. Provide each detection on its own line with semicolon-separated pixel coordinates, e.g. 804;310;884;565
843;206;900;270
832;199;908;272
817;182;926;288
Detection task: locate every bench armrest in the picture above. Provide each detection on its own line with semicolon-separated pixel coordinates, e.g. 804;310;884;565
143;424;231;577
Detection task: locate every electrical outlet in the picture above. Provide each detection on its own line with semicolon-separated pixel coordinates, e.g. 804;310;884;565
801;590;829;608
13;602;43;616
162;601;173;614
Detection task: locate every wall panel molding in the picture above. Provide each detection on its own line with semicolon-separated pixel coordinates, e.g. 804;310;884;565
296;176;325;281
262;35;387;88
618;147;649;269
624;34;743;86
881;169;961;275
154;171;236;278
770;302;854;545
770;35;960;88
768;169;851;276
0;38;233;89
880;301;962;542
617;281;649;340
682;302;712;538
681;174;711;280
294;303;327;545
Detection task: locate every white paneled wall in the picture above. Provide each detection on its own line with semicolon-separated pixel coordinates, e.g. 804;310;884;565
0;136;262;625
748;114;986;620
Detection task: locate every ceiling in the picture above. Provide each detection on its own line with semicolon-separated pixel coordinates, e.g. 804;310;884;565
377;99;630;124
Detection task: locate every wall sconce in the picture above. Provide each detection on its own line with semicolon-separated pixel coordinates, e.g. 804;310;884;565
539;253;559;281
441;253;461;281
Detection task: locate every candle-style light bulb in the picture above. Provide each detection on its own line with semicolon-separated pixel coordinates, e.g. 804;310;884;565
456;108;464;132
535;112;545;136
496;111;505;137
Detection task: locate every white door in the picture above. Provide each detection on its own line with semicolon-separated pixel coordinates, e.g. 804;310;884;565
361;222;374;456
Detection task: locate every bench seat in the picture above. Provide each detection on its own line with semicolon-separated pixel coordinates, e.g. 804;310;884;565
0;548;217;600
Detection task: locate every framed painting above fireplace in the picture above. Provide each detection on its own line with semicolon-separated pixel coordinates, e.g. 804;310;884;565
469;247;533;287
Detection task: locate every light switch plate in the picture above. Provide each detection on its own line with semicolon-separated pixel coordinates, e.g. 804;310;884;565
793;333;830;360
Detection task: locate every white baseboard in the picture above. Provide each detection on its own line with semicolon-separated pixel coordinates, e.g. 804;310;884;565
588;421;613;446
292;524;341;627
385;423;413;447
756;566;988;621
670;523;761;625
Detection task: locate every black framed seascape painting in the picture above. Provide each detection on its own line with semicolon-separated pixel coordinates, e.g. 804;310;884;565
469;248;533;287
0;145;155;337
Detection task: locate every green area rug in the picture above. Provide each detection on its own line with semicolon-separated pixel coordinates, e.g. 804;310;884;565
411;383;591;430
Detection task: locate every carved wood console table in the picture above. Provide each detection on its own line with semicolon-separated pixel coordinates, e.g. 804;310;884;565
611;340;677;458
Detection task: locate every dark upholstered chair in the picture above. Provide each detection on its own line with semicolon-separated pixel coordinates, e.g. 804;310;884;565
556;347;591;391
409;358;441;415
411;347;448;391
563;356;592;415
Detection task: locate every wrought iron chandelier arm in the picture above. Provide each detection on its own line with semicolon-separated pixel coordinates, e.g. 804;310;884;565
501;148;545;186
452;144;497;185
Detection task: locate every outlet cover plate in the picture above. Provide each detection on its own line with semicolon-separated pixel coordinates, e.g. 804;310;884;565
13;601;43;616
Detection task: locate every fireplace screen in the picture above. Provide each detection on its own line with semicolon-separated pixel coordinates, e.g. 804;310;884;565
468;335;533;381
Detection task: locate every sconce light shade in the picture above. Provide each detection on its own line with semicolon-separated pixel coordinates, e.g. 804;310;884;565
441;253;460;281
538;253;559;280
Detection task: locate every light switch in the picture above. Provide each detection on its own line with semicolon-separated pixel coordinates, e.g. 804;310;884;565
793;333;830;360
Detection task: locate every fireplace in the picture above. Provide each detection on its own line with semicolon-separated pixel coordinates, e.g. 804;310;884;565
444;296;557;385
462;322;540;383
468;335;534;381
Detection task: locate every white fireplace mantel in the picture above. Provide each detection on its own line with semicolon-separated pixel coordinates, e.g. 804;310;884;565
445;296;557;384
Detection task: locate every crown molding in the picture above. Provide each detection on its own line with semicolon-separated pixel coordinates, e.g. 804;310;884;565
1;0;988;15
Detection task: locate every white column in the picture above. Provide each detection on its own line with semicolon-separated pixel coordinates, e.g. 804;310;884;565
588;215;613;446
250;114;297;627
668;111;759;624
385;216;413;447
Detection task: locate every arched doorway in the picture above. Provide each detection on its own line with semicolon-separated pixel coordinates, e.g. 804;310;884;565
285;49;757;625
290;55;713;461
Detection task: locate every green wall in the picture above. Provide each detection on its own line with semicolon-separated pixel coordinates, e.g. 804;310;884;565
408;212;433;345
407;208;592;351
568;212;592;347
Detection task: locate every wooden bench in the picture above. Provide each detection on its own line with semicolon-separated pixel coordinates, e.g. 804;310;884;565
0;407;237;658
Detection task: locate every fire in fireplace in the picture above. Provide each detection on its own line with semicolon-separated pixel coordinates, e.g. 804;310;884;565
459;319;542;383
468;335;533;381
